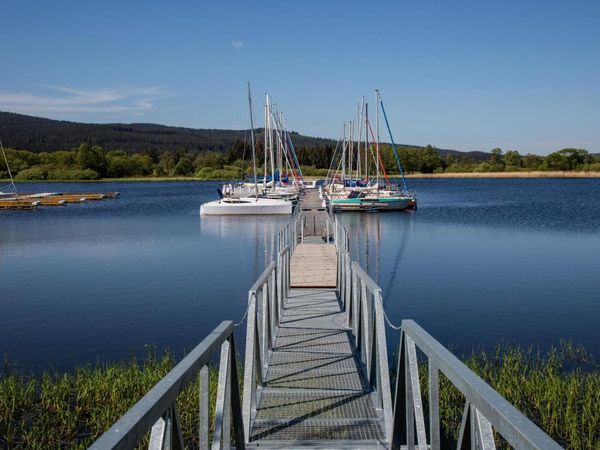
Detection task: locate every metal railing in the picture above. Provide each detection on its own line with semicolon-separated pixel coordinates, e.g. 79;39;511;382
89;321;244;450
390;320;564;450
90;208;564;450
242;209;299;443
333;214;564;450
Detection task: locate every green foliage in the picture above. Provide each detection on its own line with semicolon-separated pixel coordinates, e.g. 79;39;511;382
545;148;592;171
1;141;599;182
14;167;47;181
75;144;107;176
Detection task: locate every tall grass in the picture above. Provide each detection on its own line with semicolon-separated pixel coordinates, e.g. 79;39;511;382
421;342;599;449
1;343;598;449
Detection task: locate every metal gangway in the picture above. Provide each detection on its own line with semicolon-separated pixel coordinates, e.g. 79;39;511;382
89;201;564;449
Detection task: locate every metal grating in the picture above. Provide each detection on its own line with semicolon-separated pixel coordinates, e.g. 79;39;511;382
251;419;384;441
250;281;387;444
255;392;379;420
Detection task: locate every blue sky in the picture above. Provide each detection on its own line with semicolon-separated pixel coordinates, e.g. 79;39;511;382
1;1;598;154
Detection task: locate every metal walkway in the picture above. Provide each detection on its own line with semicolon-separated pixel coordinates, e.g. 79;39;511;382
250;287;384;446
247;195;386;447
90;188;565;450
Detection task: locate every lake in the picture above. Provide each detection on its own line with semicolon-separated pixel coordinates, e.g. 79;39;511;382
1;179;599;373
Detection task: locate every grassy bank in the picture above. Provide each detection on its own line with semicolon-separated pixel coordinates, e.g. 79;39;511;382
1;343;598;449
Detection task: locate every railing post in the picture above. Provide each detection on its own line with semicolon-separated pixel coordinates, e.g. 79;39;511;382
344;252;351;311
277;253;283;314
391;330;407;450
242;293;258;442
360;287;371;371
212;339;231;450
429;361;440;450
406;336;427;449
271;269;278;326
199;365;209;450
228;334;245;450
264;285;272;351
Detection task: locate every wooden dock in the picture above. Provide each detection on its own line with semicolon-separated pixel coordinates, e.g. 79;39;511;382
0;192;119;210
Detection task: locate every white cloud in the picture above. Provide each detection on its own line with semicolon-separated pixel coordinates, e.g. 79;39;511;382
231;40;244;49
0;85;172;114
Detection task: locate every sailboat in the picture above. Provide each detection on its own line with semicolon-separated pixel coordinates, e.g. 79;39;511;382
325;90;417;212
200;84;293;216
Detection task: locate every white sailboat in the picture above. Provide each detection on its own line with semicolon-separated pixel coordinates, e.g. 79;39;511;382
200;84;292;216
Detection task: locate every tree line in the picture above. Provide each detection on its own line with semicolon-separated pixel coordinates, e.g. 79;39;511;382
1;142;599;181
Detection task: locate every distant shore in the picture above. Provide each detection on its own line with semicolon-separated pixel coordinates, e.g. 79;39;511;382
405;170;600;179
2;171;600;183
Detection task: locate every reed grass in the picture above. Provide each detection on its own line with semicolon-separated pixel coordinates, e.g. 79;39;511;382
418;341;600;449
1;343;598;449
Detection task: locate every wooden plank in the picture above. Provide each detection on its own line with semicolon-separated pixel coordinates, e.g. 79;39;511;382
290;243;337;288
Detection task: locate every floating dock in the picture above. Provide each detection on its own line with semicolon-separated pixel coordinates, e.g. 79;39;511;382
0;192;119;210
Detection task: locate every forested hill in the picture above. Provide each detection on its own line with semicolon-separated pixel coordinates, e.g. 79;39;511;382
0;111;339;153
0;111;487;160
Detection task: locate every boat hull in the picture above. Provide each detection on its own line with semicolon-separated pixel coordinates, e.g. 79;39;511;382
200;197;292;215
330;197;412;211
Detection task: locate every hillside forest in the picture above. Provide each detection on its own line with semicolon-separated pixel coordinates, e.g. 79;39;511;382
1;112;598;180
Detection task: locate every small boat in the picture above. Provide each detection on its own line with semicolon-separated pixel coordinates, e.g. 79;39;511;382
330;189;413;211
200;83;293;216
200;196;292;215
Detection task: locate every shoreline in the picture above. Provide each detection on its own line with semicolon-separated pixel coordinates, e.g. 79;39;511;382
405;170;600;179
2;171;600;183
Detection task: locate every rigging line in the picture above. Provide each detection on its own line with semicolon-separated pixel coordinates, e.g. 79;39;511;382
379;98;409;193
270;111;296;183
382;308;402;331
278;112;303;179
0;138;17;196
325;130;343;183
366;119;390;184
234;293;254;327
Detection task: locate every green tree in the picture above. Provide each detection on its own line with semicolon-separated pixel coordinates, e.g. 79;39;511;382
522;153;544;170
489;148;505;171
545;148;590;171
504;150;522;169
174;157;194;176
75;144;107;176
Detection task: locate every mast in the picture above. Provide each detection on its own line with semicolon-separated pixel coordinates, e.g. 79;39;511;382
375;90;380;193
263;102;268;187
341;122;346;185
247;82;259;200
267;95;275;188
349;120;353;184
365;103;369;183
357;98;364;180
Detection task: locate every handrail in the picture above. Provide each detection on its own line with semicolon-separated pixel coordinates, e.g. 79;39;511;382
242;210;298;443
391;320;564;450
89;321;244;450
335;215;563;450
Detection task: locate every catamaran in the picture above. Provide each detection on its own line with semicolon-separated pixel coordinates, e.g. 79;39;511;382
324;90;416;212
200;84;293;216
